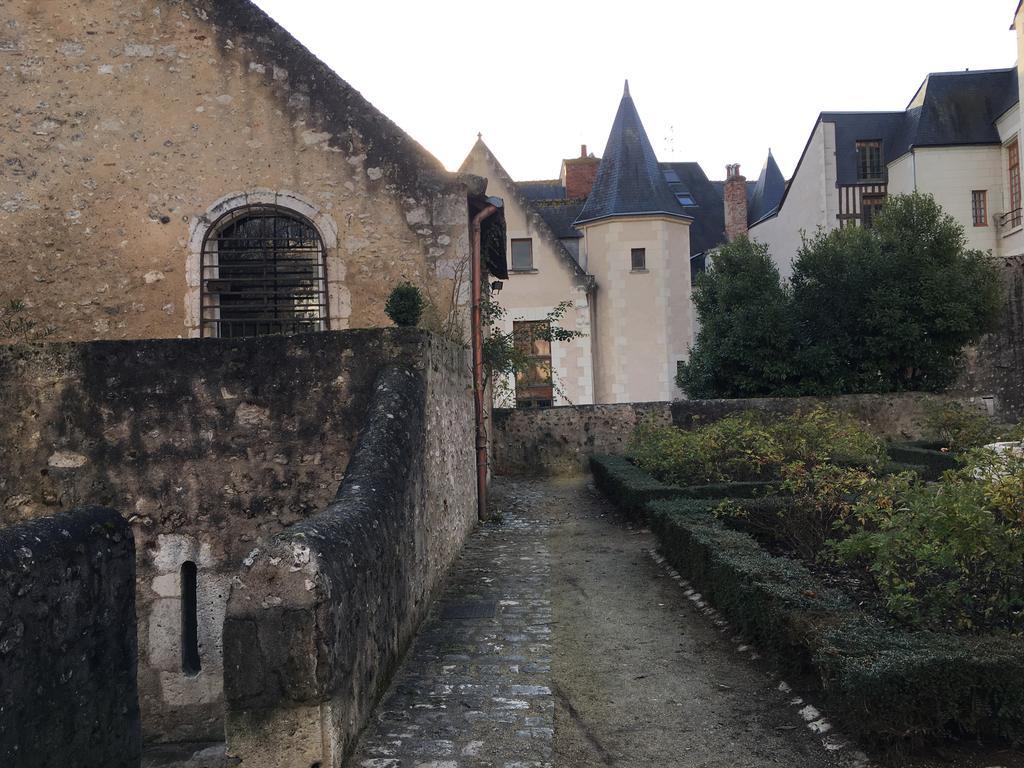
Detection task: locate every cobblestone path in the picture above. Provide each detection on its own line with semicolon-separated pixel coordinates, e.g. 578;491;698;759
349;477;1023;768
349;483;555;768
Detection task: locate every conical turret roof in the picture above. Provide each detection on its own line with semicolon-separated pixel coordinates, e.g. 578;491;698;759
749;150;786;224
575;81;689;225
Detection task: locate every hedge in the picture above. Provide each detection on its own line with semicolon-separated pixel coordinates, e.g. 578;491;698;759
885;443;959;481
591;454;1024;745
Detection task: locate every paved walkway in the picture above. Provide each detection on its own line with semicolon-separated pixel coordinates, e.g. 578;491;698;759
349;477;1024;768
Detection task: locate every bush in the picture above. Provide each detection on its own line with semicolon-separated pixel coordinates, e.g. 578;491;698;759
832;450;1024;633
384;282;424;327
681;193;1003;397
629;407;885;487
885;443;959;480
719;462;876;561
677;237;797;398
922;401;1001;452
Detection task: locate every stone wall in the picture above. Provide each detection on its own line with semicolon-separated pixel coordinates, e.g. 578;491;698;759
492;393;989;476
959;256;1024;419
223;357;475;766
0;506;139;767
0;328;469;744
0;0;478;342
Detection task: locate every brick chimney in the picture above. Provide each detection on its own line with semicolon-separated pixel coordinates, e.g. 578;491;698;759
723;163;748;242
562;145;601;200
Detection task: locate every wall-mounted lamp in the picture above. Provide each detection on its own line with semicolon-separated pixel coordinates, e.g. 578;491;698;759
490;280;503;294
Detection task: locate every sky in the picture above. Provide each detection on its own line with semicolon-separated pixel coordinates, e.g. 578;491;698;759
251;0;1018;183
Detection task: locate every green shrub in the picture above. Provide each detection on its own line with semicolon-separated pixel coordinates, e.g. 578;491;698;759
922;401;1001;452
885;443;959;481
719;462;877;561
832;451;1024;632
384;282;424;327
629;406;885;487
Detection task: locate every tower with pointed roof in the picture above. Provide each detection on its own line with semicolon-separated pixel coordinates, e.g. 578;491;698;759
574;82;695;402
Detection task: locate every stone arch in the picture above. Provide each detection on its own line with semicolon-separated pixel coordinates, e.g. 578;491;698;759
185;190;349;337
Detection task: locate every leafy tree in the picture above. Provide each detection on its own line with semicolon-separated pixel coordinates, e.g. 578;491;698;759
792;193;1002;392
677;237;796;397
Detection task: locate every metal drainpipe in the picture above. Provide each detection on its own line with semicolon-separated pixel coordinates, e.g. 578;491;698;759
471;203;498;522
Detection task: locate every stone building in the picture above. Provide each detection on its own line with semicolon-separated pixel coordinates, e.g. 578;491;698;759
0;0;507;748
461;83;783;405
0;0;487;343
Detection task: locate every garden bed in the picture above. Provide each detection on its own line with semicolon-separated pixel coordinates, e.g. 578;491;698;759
591;454;1024;746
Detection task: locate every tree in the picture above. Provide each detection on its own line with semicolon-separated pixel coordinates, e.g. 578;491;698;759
677;237;797;398
792;193;1003;392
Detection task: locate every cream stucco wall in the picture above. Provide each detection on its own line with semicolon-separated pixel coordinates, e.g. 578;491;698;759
749;121;838;279
582;216;692;404
886;153;916;196
909;146;1003;254
460;149;594;405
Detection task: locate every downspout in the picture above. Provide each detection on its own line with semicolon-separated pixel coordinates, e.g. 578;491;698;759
471;203;498;522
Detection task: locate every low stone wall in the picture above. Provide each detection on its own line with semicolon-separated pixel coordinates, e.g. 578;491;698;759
0;328;469;744
224;358;475;767
493;393;987;476
0;507;139;767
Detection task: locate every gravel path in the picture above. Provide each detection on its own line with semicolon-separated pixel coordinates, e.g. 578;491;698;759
346;476;1023;768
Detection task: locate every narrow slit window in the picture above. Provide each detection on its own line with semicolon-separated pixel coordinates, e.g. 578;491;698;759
631;248;646;271
181;561;201;676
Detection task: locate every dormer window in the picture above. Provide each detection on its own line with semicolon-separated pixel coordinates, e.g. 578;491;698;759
662;168;681;183
856;140;884;182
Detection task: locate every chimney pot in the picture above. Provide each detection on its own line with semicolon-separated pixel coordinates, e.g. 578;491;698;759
581;144;587;158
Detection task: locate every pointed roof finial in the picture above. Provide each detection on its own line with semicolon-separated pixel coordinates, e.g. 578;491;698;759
477;132;482;140
623;79;630;97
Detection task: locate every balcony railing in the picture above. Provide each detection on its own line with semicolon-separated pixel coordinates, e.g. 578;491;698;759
997;208;1023;230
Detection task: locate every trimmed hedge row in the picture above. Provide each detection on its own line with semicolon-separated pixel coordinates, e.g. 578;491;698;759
590;454;1024;746
886;443;959;481
589;455;777;520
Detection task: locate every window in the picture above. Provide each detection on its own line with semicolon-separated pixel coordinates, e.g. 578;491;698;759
513;320;553;408
862;195;885;229
972;190;988;227
200;206;328;338
511;238;534;271
856;140;884;182
662;168;681;183
181;561;200;676
1009;140;1021;227
675;193;697;206
631;248;647;271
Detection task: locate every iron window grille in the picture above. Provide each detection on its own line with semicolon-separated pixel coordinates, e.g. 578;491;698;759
200;205;329;338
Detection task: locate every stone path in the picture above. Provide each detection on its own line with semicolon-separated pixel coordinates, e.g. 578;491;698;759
349;477;1024;768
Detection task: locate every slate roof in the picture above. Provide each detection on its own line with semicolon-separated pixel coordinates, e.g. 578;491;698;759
659;162;726;255
749;151;787;224
764;66;1020;221
517;180;567;202
575;82;691;226
532;200;586;239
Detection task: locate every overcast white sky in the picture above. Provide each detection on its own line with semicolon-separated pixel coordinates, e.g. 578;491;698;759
252;0;1018;183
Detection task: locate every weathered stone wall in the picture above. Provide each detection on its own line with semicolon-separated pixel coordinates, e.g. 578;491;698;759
0;328;468;744
959;256;1024;419
0;0;477;341
223;355;475;766
0;506;139;767
492;393;990;476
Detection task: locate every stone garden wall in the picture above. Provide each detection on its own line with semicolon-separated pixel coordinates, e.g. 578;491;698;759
492;393;989;476
223;357;476;767
0;328;472;745
0;507;139;767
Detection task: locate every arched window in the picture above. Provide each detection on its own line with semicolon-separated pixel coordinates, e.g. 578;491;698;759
200;205;329;338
